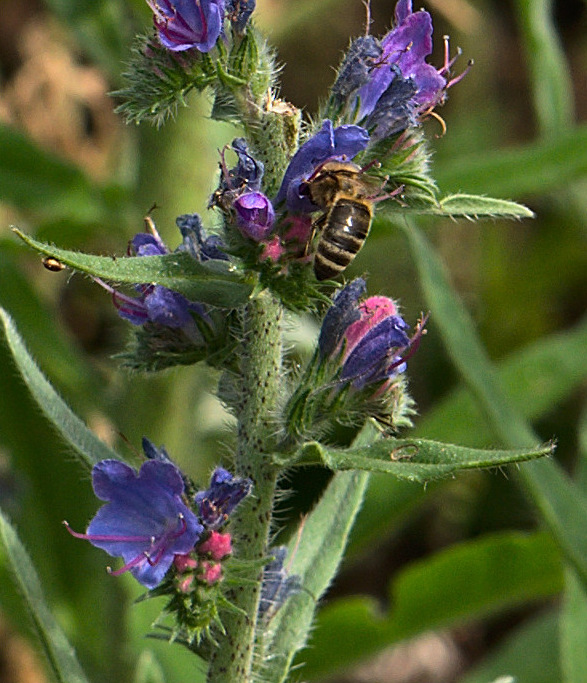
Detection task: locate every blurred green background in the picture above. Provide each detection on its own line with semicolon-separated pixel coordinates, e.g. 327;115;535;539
0;0;585;682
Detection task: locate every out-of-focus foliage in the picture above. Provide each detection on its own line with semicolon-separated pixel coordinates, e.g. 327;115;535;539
0;0;585;682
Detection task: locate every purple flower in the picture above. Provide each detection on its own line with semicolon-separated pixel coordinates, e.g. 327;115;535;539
210;138;265;212
318;278;367;358
195;468;252;530
226;0;256;34
97;216;219;335
319;285;426;390
234;192;275;241
176;213;229;262
147;0;225;53
275;120;370;213
331;36;383;105
259;547;302;619
65;460;203;589
333;1;468;140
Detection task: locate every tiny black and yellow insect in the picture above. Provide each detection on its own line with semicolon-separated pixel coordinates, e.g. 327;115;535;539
42;257;65;272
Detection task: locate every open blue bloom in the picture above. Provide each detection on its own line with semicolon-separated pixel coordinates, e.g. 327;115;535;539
234;192;275;241
275;120;370;213
65;460;203;589
147;0;225;53
226;0;256;33
259;546;302;619
333;0;467;141
195;467;252;530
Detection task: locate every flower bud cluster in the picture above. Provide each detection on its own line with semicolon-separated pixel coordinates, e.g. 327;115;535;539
65;440;252;644
284;280;426;441
94;214;233;371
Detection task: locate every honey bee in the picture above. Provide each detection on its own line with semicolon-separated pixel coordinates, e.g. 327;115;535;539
304;161;380;281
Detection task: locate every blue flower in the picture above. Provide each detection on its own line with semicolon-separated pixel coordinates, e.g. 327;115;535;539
259;546;302;619
226;0;256;34
65;460;203;589
234;192;275;241
318;278;367;358
195;468;252;530
98;215;221;335
319;284;427;390
147;0;225;53
334;1;468;140
275;120;370;213
210;138;265;212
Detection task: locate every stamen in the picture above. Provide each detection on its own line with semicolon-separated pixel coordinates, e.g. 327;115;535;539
63;520;154;543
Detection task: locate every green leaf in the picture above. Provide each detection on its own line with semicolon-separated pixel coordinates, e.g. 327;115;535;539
436;194;534;219
133;651;166;683
260;427;374;683
0;124;112;222
436;124;587;198
298;532;562;679
0;306;120;472
561;569;587;683
460;610;561;683
13;229;253;308
401;220;587;590
298;438;554;482
514;0;574;135
0;511;91;683
348;315;587;558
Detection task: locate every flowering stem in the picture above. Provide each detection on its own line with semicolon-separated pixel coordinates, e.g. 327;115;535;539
208;290;283;683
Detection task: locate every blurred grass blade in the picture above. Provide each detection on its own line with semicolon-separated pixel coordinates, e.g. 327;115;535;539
349;316;587;558
560;405;587;683
459;610;561;683
0;124;112;222
299;531;562;679
13;229;253;308
0;511;91;683
263;471;370;683
400;220;587;588
514;0;574;135
298;438;553;481
0;306;120;471
262;427;375;682
436;124;587;197
133;651;166;683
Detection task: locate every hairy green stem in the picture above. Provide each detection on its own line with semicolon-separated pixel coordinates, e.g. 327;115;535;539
207;291;283;683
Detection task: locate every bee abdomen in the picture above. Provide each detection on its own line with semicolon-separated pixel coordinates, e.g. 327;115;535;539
314;198;372;281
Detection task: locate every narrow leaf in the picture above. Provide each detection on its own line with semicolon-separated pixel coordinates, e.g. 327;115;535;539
13;229;253;308
299;532;562;679
514;0;574;135
401;220;587;590
436;124;587;198
298;438;553;482
0;306;120;472
0;511;91;683
0;124;112;222
262;426;374;683
437;194;534;219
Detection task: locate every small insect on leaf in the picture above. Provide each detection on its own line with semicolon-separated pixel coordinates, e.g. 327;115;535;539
42;257;66;272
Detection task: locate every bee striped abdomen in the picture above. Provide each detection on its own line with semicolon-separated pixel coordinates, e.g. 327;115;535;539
314;198;373;281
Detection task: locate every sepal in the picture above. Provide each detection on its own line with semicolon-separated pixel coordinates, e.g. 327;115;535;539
113;32;217;127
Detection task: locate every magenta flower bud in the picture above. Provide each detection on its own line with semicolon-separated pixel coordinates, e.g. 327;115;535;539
198;531;232;560
234;192;275;241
